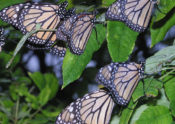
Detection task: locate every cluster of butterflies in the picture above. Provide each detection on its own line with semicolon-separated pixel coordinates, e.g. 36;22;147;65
0;0;157;57
0;0;158;123
56;62;144;124
0;1;96;56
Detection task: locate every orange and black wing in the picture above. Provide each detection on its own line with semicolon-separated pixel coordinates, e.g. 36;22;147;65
68;13;96;55
56;89;115;124
106;0;157;32
0;2;31;27
56;8;75;42
96;63;116;85
97;62;144;105
26;42;66;57
18;2;68;46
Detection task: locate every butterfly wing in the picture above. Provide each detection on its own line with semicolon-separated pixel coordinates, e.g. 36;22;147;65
96;63;116;85
68;13;95;55
110;62;144;105
56;15;74;42
18;3;67;46
56;89;114;124
105;0;123;21
106;0;157;32
97;62;144;106
0;2;31;27
122;0;156;32
49;43;66;57
26;40;66;57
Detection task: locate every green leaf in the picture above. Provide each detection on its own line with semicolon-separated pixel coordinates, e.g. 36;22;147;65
135;106;173;124
154;0;175;22
42;106;63;117
156;89;170;108
67;0;74;9
9;84;19;101
0;51;20;69
25;93;39;109
29;72;58;104
38;87;51;106
29;72;46;91
145;45;175;74
16;83;29;97
119;100;137;124
132;78;163;102
0;112;9;124
101;0;115;7
1;99;14;109
144;78;163;97
24;114;50;124
44;73;58;99
16;77;31;84
164;76;175;117
62;24;106;88
18;104;30;119
130;105;148;124
151;12;175;47
107;21;138;62
110;115;120;124
0;0;25;9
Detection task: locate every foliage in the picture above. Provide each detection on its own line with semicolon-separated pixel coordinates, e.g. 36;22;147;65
0;0;175;124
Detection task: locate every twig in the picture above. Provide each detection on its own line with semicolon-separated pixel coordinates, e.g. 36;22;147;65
6;24;57;68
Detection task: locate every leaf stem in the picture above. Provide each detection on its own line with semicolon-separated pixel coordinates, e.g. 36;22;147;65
159;69;175;80
14;98;20;124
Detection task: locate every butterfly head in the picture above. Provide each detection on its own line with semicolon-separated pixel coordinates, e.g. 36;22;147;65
138;61;145;78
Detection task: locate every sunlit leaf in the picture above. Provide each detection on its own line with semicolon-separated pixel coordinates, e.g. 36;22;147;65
132;78;162;102
145;45;175;74
135;106;173;124
164;76;175;117
107;21;138;62
29;72;45;91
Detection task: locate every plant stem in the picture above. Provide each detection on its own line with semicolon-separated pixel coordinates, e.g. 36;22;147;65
159;69;175;80
14;98;20;124
29;106;42;120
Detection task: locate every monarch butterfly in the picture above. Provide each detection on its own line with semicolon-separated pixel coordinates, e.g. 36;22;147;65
57;12;96;55
96;62;144;105
56;89;115;124
105;0;158;32
0;1;75;56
